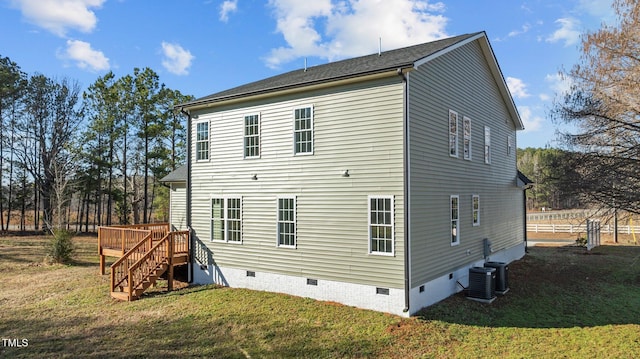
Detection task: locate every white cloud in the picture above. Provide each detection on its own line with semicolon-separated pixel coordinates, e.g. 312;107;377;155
161;42;194;75
506;77;530;99
265;0;449;68
546;17;581;47
539;93;551;102
10;0;105;37
59;39;109;71
518;106;544;132
508;24;531;38
579;0;615;20
545;73;573;97
219;0;238;22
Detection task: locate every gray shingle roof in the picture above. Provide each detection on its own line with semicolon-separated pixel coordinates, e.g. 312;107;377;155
160;165;187;182
182;32;482;108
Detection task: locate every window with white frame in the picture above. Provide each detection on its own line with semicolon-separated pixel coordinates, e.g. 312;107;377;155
196;121;209;161
449;110;458;157
294;106;313;154
244;114;260;158
451;195;460;245
484;126;491;164
369;196;394;254
277;197;296;247
472;195;480;226
463;116;472;160
211;197;242;242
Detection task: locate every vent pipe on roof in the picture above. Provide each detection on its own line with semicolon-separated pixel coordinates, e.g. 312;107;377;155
304;58;307;72
379;37;382;56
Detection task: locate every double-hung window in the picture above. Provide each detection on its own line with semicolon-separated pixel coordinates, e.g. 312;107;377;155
294;106;313;155
472;195;480;226
463;116;472;160
196;121;209;161
244;114;260;158
450;195;460;246
277;197;296;247
449;110;458;157
369;196;394;255
211;197;242;243
484;126;491;164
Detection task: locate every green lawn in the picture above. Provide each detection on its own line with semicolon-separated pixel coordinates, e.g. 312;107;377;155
1;235;638;358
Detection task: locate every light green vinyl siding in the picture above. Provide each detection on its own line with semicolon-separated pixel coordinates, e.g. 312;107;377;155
190;76;406;289
169;183;187;230
408;40;523;287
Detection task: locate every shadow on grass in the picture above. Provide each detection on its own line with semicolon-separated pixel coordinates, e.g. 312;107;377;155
417;245;640;328
0;288;384;359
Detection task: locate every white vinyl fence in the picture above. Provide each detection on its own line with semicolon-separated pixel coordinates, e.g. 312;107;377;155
527;223;640;234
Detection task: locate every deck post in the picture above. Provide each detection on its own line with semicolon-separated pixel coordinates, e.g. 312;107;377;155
98;229;105;275
167;234;174;291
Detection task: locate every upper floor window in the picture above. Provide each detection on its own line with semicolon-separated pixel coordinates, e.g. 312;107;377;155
196;121;209;161
369;196;394;255
294;106;313;155
484;126;491;164
451;195;460;246
449;110;458;157
463;116;472;160
277;197;296;247
244;114;260;158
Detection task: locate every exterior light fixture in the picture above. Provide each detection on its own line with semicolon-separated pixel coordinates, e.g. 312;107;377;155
251;174;258;180
342;170;350;177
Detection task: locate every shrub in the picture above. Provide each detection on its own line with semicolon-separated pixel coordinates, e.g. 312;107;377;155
575;236;587;247
46;229;76;264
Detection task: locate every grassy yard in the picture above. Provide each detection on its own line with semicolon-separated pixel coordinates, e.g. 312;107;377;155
0;235;638;358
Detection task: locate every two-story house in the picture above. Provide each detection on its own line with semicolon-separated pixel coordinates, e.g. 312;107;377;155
174;31;526;316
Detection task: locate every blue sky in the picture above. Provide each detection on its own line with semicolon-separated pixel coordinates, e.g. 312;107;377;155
0;0;615;148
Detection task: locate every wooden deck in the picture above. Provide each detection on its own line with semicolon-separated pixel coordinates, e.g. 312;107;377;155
98;223;189;301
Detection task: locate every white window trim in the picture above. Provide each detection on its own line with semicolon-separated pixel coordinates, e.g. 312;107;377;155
276;196;297;248
449;110;459;158
195;120;210;162
243;113;261;159
450;195;460;246
472;194;480;227
368;195;395;256
484;126;491;164
463;116;472;161
293;105;314;156
210;196;243;243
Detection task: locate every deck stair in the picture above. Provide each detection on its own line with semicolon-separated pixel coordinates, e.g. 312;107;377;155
98;224;189;301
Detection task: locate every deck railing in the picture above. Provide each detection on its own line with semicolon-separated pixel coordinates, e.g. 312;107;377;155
116;230;191;300
98;223;171;275
110;232;154;293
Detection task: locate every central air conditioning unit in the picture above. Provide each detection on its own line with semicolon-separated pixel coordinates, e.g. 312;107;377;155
467;266;496;303
484;261;509;294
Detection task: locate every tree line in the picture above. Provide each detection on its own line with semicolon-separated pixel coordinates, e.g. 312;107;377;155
0;56;193;232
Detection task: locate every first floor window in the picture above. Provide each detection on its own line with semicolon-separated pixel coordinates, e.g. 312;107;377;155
211;197;242;242
277;197;296;247
196;121;209;161
451;195;459;245
472;195;480;226
369;196;394;254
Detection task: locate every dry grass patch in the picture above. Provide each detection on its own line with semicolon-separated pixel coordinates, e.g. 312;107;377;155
1;234;639;358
